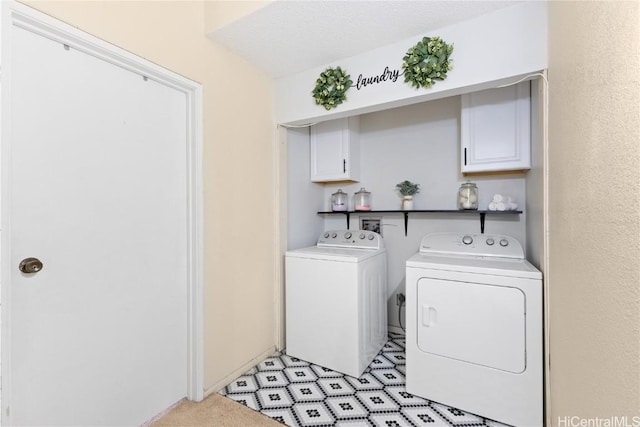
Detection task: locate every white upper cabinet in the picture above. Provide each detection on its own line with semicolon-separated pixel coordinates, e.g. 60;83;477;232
310;117;360;182
461;81;531;173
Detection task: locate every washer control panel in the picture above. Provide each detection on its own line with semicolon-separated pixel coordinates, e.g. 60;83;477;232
317;230;384;249
419;232;524;259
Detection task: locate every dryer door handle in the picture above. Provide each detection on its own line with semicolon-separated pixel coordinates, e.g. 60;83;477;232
422;305;437;327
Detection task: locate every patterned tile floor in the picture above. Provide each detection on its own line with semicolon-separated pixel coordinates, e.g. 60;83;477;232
220;332;511;427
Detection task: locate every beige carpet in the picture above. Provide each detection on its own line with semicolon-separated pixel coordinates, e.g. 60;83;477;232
151;393;282;427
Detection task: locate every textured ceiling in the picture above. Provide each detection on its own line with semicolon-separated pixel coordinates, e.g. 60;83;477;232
208;1;522;78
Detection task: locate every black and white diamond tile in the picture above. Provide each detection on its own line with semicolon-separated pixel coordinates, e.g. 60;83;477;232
369;368;405;387
402;406;442;426
368;412;412;427
430;402;488;426
225;375;259;394
383;339;405;352
281;354;311;367
255;370;290;388
293;402;335;426
368;354;396;370
383;352;406;365
256;388;294;409
225;392;260;411
220;332;512;427
311;364;344;378
326;396;369;420
288;382;326;402
258;357;287;372
344;373;384;391
262;408;298;426
317;377;356;397
285;366;319;384
334;420;372;427
385;386;432;406
357;390;400;413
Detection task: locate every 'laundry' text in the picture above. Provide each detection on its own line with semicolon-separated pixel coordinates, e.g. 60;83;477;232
355;66;402;90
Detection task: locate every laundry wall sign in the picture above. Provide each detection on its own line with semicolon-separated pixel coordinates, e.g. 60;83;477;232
355;66;402;90
311;36;453;110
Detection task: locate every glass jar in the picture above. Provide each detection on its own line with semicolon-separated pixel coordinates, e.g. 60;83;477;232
331;189;349;212
354;187;372;211
458;182;478;210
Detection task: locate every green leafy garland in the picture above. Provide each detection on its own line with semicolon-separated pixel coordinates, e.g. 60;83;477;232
312;67;353;110
402;36;454;89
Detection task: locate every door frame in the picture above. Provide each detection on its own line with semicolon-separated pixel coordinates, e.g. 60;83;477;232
0;1;204;422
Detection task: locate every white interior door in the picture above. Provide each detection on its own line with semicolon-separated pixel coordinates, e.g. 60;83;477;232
2;10;198;425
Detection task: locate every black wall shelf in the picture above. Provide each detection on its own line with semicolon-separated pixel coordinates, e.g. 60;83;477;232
317;210;523;235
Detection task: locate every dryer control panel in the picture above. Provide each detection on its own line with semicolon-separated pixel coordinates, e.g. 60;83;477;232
419;232;524;259
317;230;384;250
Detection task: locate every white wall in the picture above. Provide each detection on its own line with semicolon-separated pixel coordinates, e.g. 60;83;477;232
525;78;545;270
321;98;527;212
286;127;324;250
275;1;547;125
296;96;527;330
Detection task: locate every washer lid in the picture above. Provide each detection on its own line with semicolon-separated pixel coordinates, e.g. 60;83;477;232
406;252;541;279
286;246;385;263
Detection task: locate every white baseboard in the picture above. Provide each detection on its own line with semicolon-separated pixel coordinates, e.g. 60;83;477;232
142;398;185;426
206;325;405;398
204;345;277;397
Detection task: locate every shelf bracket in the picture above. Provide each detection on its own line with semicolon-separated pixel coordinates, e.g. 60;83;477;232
479;212;486;234
404;212;409;236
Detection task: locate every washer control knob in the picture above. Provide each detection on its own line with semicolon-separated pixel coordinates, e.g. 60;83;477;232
486;238;495;246
499;238;509;247
368;234;375;240
323;232;330;238
462;235;473;245
344;232;352;239
359;233;366;239
331;232;337;238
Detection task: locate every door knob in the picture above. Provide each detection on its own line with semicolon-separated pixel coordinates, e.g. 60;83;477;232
19;257;43;274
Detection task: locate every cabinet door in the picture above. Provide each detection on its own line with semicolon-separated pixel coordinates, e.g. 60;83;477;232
461;81;531;173
310;117;360;182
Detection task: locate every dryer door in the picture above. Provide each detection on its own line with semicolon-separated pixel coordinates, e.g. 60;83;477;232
417;278;526;373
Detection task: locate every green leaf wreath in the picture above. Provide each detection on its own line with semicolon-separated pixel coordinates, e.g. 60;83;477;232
402;36;454;89
312;67;353;110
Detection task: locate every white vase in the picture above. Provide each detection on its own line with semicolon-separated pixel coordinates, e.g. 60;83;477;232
401;195;414;210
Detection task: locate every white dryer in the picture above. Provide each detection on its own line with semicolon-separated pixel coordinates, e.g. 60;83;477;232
405;232;542;426
285;229;387;378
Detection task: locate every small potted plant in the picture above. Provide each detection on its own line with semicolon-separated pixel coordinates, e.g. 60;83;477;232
396;180;420;210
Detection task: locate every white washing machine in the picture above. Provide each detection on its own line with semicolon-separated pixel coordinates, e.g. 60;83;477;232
285;229;387;378
405;232;542;427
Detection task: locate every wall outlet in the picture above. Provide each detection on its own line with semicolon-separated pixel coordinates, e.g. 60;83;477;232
360;218;382;236
396;293;405;306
